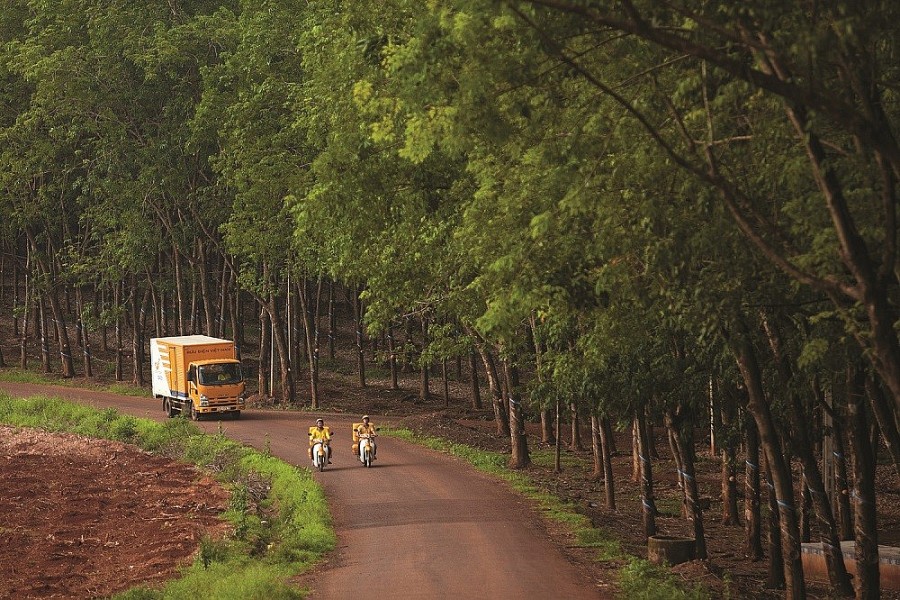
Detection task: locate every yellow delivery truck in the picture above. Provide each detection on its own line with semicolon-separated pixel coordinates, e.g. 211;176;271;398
151;335;245;420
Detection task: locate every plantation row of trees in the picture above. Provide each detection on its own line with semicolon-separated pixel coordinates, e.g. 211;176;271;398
1;2;898;598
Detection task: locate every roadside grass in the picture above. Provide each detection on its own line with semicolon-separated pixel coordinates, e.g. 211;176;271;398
0;393;334;599
0;368;146;397
384;426;709;600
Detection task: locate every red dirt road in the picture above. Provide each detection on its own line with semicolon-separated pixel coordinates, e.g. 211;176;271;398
0;383;606;599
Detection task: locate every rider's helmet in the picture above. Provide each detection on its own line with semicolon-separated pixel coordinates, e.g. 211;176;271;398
362;415;369;422
316;418;324;426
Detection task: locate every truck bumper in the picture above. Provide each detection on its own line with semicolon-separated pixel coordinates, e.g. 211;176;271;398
197;404;243;414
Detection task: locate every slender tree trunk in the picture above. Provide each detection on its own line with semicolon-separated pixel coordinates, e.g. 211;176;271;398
296;278;320;408
636;410;657;538
570;402;583;451
726;319;804;597
554;395;562;473
762;312;853;594
483;346;509;436
832;416;854;541
39;297;51;373
590;413;602;480
387;324;399;390
721;397;740;526
327;280;336;361
419;318;429;400
258;302;270;399
114;282;123;381
667;408;708;559
504;359;530;469
865;375;900;478
745;413;764;560
668;423;687;516
469;350;481;408
263;287;295;404
354;288;366;388
173;245;184;335
764;455;786;590
632;419;641;483
848;367;880;600
76;286;92;378
599;415;616;510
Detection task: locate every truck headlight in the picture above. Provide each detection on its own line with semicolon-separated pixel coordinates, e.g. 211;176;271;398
200;395;209;406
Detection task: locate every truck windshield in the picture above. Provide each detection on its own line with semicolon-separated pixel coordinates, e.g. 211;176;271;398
198;363;242;385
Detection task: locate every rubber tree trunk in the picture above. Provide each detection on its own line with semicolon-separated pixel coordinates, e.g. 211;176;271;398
296;277;320;409
354;286;366;388
419;318;429;400
848;367;880;600
258;303;270;399
726;318;804;598
469;351;481;409
832;416;854;540
468;332;509;437
264;289;295;404
599;416;616;510
720;396;740;527
762;311;853;594
666;408;707;560
504;359;530;469
635;411;657;538
387;325;399;390
764;455;786;590
865;374;900;478
744;413;764;560
590;413;602;480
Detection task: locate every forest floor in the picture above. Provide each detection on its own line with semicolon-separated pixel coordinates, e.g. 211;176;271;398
1;330;898;598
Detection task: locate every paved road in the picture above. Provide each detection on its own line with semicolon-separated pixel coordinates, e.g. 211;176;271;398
0;383;604;599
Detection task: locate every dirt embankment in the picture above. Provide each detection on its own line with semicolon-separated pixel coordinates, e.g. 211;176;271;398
0;426;230;599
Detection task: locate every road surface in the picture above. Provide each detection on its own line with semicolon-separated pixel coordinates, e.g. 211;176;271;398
0;383;604;599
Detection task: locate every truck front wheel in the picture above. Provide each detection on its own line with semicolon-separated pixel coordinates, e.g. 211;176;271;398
190;403;199;421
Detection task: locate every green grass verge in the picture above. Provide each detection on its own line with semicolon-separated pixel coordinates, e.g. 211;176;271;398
0;367;147;396
383;426;710;599
0;393;334;599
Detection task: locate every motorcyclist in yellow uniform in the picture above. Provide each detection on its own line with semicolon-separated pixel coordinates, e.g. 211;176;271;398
354;415;377;461
309;418;333;464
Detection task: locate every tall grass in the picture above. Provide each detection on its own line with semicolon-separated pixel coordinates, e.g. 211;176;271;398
0;393;334;599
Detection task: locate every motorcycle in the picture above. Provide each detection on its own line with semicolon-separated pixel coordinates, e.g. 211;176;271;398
311;439;330;472
357;432;376;467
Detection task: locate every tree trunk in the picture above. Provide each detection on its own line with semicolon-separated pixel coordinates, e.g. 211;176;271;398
471;338;509;436
354;288;367;388
258;302;270;399
745;413;764;560
114;281;123;381
262;287;295;404
387;325;399;390
667;408;708;559
726;318;804;597
469;350;481;409
590;413;602;480
720;397;740;527
296;278;320;408
39;297;51;373
418;318;429;400
762;311;853;594
599;415;616;510
764;455;786;590
327;280;336;361
76;286;92;378
847;367;880;600
636;411;657;538
505;360;529;469
865;374;900;478
832;416;854;541
442;358;450;406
